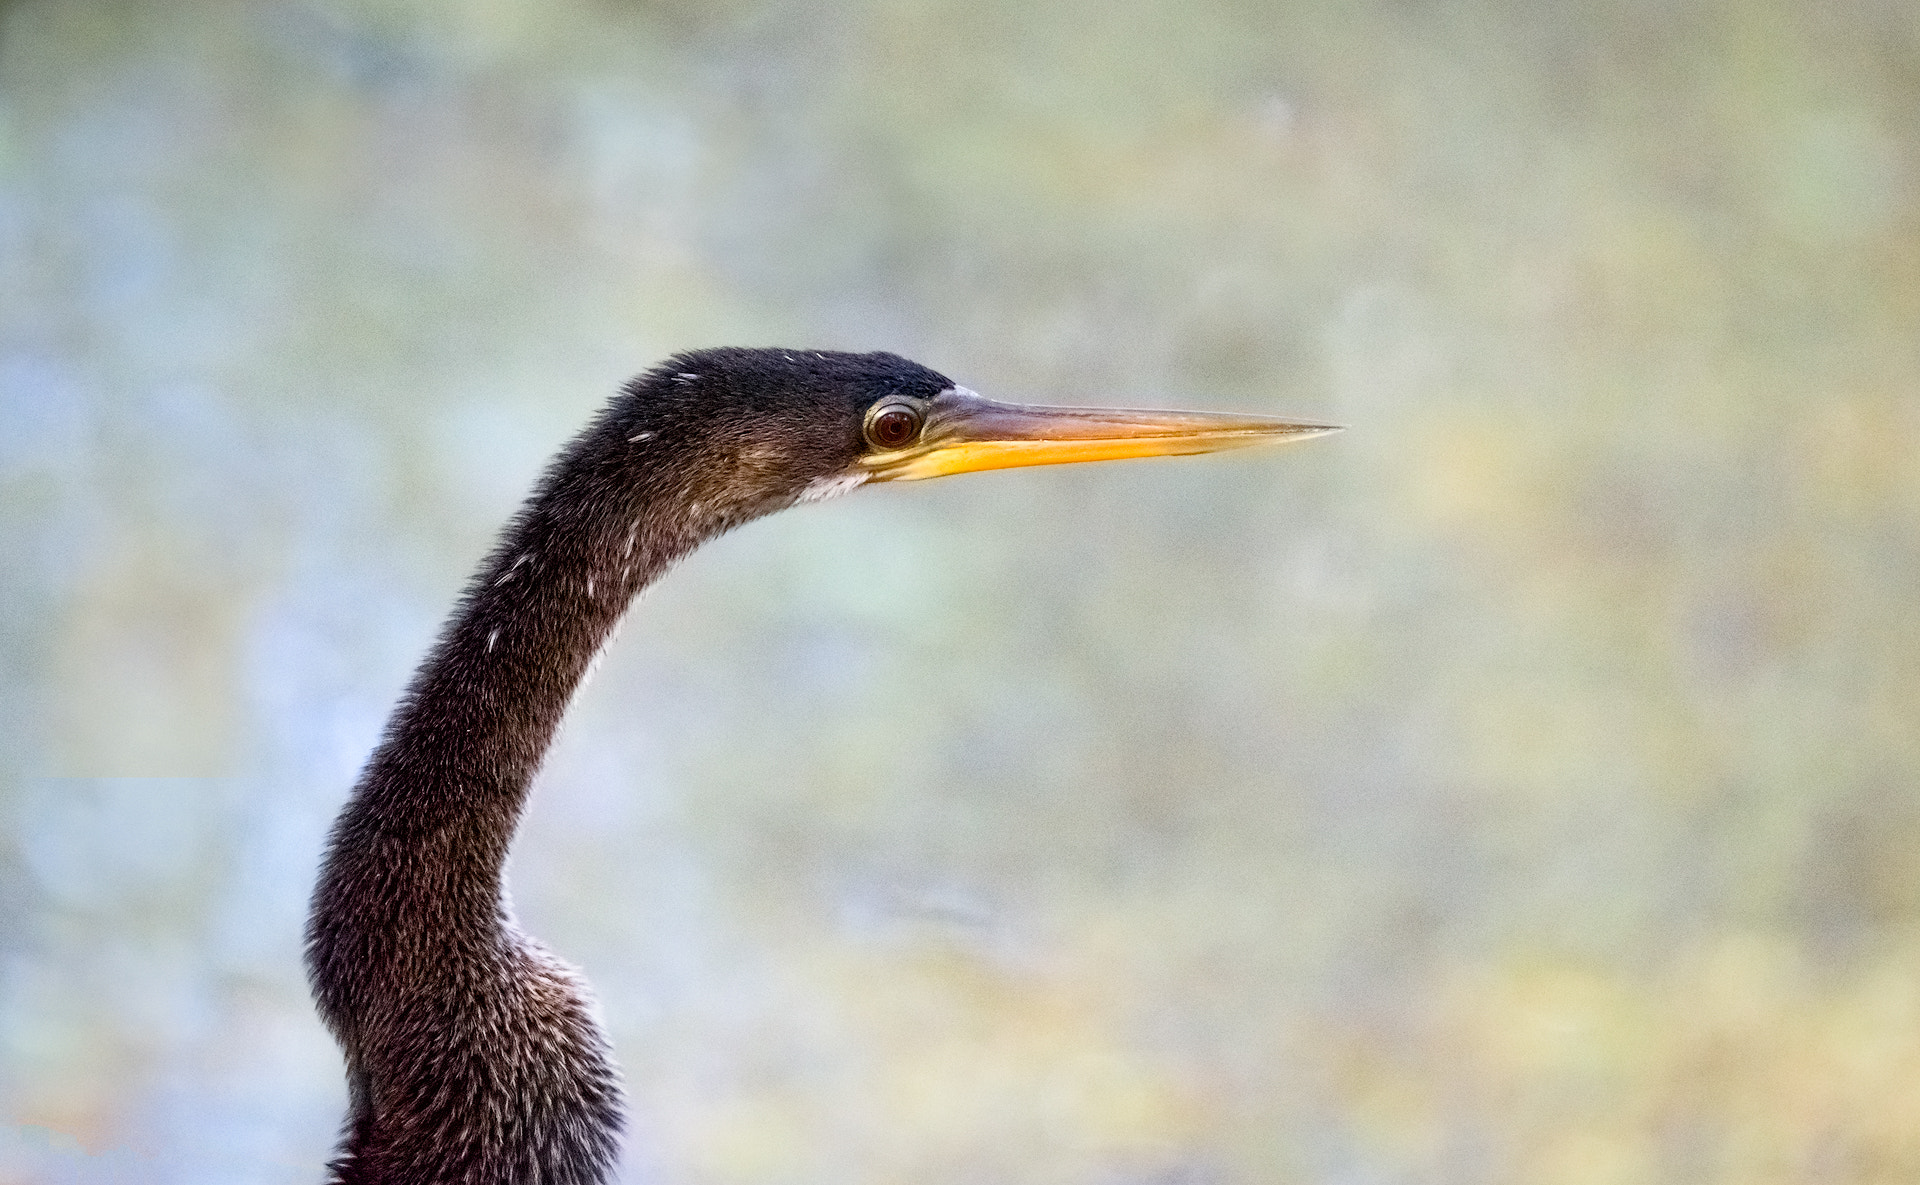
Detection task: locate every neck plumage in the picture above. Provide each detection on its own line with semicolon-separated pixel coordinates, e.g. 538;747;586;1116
309;412;707;1013
305;396;750;1185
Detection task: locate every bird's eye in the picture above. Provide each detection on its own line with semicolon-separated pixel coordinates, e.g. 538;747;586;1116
864;402;923;450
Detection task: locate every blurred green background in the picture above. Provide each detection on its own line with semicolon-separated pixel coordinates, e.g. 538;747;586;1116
3;0;1917;1181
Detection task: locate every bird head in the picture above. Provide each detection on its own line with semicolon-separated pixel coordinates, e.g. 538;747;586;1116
609;347;1338;530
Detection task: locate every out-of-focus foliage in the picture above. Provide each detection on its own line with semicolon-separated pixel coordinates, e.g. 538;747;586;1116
2;0;1917;1181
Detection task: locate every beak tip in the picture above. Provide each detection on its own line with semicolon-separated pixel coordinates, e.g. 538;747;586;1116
1282;422;1345;441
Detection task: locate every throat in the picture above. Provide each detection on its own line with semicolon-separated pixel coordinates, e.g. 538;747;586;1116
797;471;868;503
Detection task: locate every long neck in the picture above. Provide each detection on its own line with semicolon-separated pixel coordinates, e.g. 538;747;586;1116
316;414;710;957
359;504;659;861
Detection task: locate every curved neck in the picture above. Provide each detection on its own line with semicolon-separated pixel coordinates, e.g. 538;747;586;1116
360;515;644;845
328;417;708;940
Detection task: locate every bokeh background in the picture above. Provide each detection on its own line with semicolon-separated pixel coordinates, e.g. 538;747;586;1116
3;0;1918;1181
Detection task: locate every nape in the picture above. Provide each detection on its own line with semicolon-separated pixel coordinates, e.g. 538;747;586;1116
306;347;1336;1183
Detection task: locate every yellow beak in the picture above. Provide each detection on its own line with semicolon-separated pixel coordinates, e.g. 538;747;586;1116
860;387;1341;482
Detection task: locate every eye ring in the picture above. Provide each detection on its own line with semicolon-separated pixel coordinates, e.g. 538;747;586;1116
864;401;924;450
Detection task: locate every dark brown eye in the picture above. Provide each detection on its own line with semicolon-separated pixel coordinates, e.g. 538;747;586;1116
864;402;923;449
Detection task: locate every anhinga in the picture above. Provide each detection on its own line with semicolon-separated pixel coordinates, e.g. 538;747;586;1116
306;348;1336;1183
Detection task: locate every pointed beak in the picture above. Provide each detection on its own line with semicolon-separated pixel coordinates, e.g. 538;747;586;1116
860;386;1342;482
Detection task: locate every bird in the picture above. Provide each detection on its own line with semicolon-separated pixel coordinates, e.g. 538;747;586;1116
305;347;1337;1184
